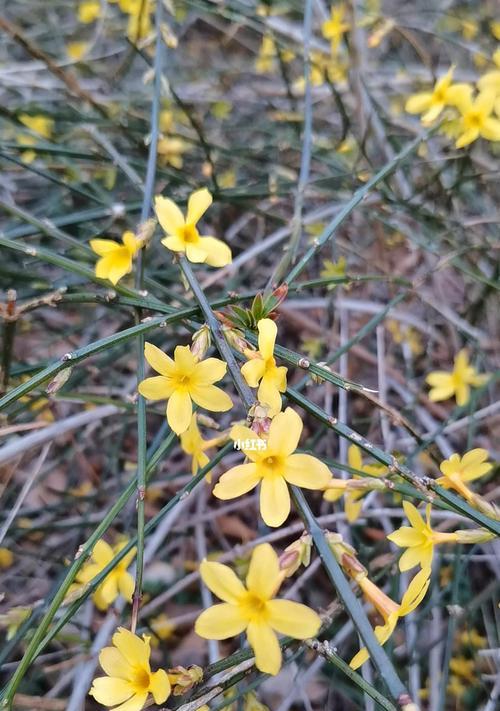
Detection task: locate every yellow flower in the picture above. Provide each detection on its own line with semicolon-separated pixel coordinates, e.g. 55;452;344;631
157;136;187;169
72;539;136;611
256;35;276;74
405;67;469;124
180;414;210;476
449;656;477;683
387;501;458;572
321;5;350;54
241;319;287;416
461;18;478;40
124;0;153;40
323;444;386;523
426;349;489;406
244;691;269;711
66;41;90;60
491;21;500;40
78;1;101;24
155;188;232;267
19;114;54;138
195;543;321;675
458;628;486;649
90;231;142;285
350;567;431;668
213;408;332;527
453;88;500;148
90;627;170;710
0;547;13;569
478;70;500;97
138;342;232;435
150;613;176;641
0;606;31;640
437;449;492;502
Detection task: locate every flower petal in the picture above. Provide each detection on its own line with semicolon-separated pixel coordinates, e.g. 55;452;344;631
229;425;263;461
92;539;113;566
155;195;185;234
246;621;282;675
118;571;135;602
198;236;232;267
149;669;171;704
167;389;192;434
193;358;227;384
186;242;208;263
138;376;173;401
246;543;282;599
111;693;149;711
161;235;186;253
195;603;247;639
399;546;429;572
144;342;175;376
213;464;260;499
402;500;425;530
241;358;266;388
405;92;431;114
267;599;321;638
99;647;133;679
257;319;277;361
199;561;246;603
267;407;302;457
90;677;134;706
387;527;423;547
399;567;431;614
257;375;283;416
97;575;118;607
90;238;119;256
456;127;480;148
190;384;233;412
112;628;150;669
283;453;332;489
260;476;290;527
173;345;197;374
186;188;212;225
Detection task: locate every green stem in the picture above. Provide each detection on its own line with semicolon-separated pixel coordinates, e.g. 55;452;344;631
306;639;398;711
291;488;409;705
178;256;256;408
283;130;429;286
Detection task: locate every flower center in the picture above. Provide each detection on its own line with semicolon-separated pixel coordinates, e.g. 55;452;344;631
466;111;483;129
177;374;191;387
181;223;199;244
240;592;268;621
131;667;150;692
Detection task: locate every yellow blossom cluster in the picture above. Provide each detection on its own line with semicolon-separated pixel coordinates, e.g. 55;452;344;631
406;61;500;148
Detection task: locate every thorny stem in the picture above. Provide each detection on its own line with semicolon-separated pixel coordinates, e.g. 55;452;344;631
130;0;164;636
283;130;430;287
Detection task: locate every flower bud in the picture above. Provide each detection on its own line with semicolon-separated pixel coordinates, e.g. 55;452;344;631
280;534;312;577
346;478;387;492
325;532;358;567
470;494;500;521
135;217;156;246
191;324;211;361
310;361;332;385
167;665;203;695
454;528;495;544
248;402;272;437
46;367;73;395
222;325;253;356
